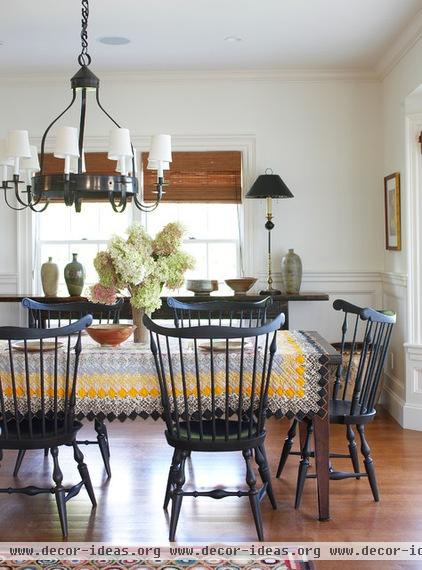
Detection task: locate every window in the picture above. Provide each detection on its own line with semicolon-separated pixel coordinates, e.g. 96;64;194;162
34;203;132;294
33;149;243;296
143;150;243;294
145;202;242;294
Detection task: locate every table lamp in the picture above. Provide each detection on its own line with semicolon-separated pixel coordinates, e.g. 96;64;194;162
246;168;294;295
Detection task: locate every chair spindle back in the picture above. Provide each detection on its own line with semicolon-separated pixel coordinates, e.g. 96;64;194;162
143;313;284;443
0;315;92;443
167;296;273;329
22;297;124;329
332;299;396;415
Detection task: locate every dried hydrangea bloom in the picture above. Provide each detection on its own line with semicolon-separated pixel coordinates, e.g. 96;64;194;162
89;283;117;305
152;222;184;256
89;221;195;312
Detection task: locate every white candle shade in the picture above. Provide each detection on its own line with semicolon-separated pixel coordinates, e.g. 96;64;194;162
54;126;79;159
21;145;40;172
6;130;31;159
108;128;133;159
148;134;172;163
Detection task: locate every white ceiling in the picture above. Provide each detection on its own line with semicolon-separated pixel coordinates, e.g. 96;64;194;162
1;0;421;74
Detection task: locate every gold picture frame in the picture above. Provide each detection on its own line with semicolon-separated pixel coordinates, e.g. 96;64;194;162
384;172;401;251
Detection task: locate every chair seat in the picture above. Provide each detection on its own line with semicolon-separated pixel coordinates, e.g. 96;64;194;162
330;399;376;424
0;418;83;450
165;420;266;451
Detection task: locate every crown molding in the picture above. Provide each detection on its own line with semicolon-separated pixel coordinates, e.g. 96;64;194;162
376;8;422;80
0;67;379;86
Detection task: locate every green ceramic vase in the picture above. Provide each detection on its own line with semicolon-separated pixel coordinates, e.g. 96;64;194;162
281;248;302;294
64;253;85;296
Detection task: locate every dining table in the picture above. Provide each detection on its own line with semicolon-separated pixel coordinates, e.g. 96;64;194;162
0;328;340;521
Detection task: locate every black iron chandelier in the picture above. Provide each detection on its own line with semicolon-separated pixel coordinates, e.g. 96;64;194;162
0;0;171;213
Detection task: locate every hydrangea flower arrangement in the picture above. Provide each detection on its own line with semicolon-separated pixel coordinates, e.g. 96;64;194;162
90;222;195;314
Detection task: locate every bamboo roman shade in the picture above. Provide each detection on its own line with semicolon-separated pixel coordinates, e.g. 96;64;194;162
41;150;242;203
42;153;116;176
142;151;242;203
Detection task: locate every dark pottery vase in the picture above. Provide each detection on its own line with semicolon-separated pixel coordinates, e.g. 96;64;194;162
64;253;85;296
281;248;302;294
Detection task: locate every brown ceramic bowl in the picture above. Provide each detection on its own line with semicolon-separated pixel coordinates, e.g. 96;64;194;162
86;324;136;347
225;277;257;295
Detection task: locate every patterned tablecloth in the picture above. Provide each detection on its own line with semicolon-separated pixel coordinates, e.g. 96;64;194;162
0;331;329;422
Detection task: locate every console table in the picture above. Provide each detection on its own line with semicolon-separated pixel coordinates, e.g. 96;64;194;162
0;292;329;329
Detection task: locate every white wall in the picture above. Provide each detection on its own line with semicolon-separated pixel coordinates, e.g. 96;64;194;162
381;36;422;428
0;72;384;339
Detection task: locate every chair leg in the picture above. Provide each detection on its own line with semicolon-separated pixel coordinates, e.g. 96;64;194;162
95;419;111;477
243;448;264;541
346;425;360;479
357;424;379;501
276;419;298;478
169;449;188;542
51;447;68;538
164;449;180;510
255;445;277;509
73;442;97;508
44;448;49;457
13;449;26;477
295;420;313;509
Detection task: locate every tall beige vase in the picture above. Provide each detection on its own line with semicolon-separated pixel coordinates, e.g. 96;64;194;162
132;307;149;344
41;257;59;296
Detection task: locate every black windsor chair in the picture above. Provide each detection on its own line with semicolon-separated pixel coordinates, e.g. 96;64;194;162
23;297;124;329
14;297;124;478
144;311;285;541
276;299;396;507
0;315;96;537
167;296;273;328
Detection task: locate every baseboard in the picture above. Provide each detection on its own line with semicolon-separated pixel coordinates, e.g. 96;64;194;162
402;402;422;431
381;385;405;427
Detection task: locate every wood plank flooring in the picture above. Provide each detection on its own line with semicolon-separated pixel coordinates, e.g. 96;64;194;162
1;409;422;569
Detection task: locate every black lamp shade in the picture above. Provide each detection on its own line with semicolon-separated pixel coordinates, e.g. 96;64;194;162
246;173;294;199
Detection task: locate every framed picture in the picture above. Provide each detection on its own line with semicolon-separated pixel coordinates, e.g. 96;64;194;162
384;172;401;251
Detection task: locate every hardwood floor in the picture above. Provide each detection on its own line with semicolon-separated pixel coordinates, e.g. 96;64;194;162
1;408;422;569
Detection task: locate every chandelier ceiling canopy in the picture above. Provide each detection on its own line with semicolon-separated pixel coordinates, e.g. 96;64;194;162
0;0;171;213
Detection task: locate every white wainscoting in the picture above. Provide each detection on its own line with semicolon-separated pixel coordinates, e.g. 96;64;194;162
256;269;411;428
380;272;408;427
254;270;383;343
0;273;20;326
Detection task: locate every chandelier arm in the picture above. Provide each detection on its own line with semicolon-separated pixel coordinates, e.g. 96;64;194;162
39;90;77;172
78;89;88;170
14;188;31;208
133;194;161;212
95;89;121;129
28;198;49;213
9;176;40;209
95;89;137;176
74;195;82;213
2;188;28;211
63;175;75;207
27;187;47;208
109;192;127;213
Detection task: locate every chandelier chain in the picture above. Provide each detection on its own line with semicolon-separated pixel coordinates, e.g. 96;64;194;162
78;0;92;67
